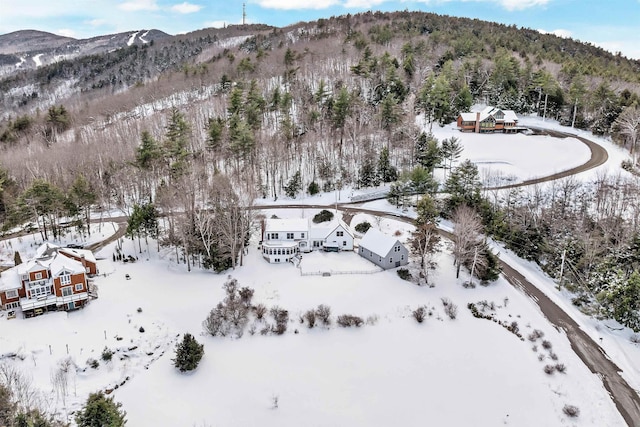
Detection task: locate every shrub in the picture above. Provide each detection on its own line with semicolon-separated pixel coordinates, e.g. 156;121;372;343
308;181;320;195
397;268;412;281
562;404;580;418
101;347;113;362
138;326;145;333
441;298;458;320
543;364;556;374
304;309;317;328
555;363;566;373
173;333;204;372
528;329;544;342
541;340;552;350
630;333;640;344
75;392;126;427
412;307;427;323
313;209;334;223
337;314;364;327
355;221;372;234
271;306;289;335
87;358;99;369
316;304;331;325
254;303;267;320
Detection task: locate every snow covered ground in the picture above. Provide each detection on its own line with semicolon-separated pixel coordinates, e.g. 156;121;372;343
0;208;627;426
430;121;591;186
0;116;636;426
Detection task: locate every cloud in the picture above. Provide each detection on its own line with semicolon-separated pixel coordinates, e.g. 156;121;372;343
343;0;386;7
118;0;159;12
86;19;107;27
538;28;572;38
254;0;340;9
57;29;76;38
497;0;550;11
170;2;202;14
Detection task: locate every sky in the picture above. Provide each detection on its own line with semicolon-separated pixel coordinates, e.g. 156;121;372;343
0;0;639;60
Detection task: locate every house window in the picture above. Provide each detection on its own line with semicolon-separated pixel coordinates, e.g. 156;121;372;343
5;289;18;299
343;241;346;246
62;287;72;297
60;274;71;285
5;302;19;310
34;272;42;280
401;255;404;260
301;233;305;238
30;286;50;298
75;283;84;292
336;231;344;237
270;233;279;239
390;258;393;264
287;233;294;239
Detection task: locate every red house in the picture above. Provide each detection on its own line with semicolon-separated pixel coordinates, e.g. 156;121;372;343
0;243;97;317
457;106;521;133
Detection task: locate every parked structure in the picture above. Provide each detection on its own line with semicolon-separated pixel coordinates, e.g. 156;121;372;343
358;228;409;270
457;106;521;133
0;243;97;317
261;218;354;263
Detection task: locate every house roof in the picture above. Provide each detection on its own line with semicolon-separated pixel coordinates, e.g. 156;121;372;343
359;228;401;257
309;219;353;239
460;106;518;125
50;254;86;276
265;218;309;233
35;242;60;258
59;247;97;264
0;267;21;292
460;112;477;121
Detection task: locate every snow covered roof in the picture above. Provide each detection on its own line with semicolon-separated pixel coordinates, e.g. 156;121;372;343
462;106;518;124
265;218;309;233
460;112;477;121
0;267;21;292
503;110;518;122
359;228;401;257
59;247;97;264
309;219;352;239
50;254;86;276
35;242;60;258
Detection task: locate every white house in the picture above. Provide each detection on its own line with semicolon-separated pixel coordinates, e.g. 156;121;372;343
358;228;409;270
261;217;354;263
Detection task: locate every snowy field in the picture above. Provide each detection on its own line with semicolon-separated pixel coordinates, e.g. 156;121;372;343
0;209;626;426
430;121;591;186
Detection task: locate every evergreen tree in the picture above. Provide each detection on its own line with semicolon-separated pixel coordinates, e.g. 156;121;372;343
415;132;441;173
69;175;97;236
135;131;161;170
358;155;380;188
284;171;302;198
377;146;398;183
206;117;226;154
14;251;22;266
75;392;127;427
445;159;482;214
600;272;640;331
173;333;205;372
164;108;191;177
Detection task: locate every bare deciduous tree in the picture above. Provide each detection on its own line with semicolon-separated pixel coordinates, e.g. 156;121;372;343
452;205;483;279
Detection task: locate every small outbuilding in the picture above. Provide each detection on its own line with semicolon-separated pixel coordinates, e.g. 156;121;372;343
358;228;409;270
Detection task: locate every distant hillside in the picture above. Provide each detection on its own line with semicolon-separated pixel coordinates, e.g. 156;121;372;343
0;28;171;79
0;30;74;55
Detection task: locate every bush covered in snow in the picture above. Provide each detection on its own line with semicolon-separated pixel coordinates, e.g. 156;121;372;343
337;315;364;327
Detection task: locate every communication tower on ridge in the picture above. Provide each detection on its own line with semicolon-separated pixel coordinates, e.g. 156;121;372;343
243;3;246;26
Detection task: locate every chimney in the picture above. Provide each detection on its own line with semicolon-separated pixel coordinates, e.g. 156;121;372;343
475;112;480;133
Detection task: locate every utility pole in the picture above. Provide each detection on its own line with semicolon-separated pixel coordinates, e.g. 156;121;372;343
571;98;578;128
558;248;566;290
242;3;246;26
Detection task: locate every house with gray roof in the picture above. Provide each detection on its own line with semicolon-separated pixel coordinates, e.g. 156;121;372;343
357;228;408;270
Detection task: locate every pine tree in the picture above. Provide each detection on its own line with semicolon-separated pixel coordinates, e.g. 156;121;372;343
173;333;204;372
75;392;127;427
377;146;398;183
14;251;22;266
284;171;302;198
